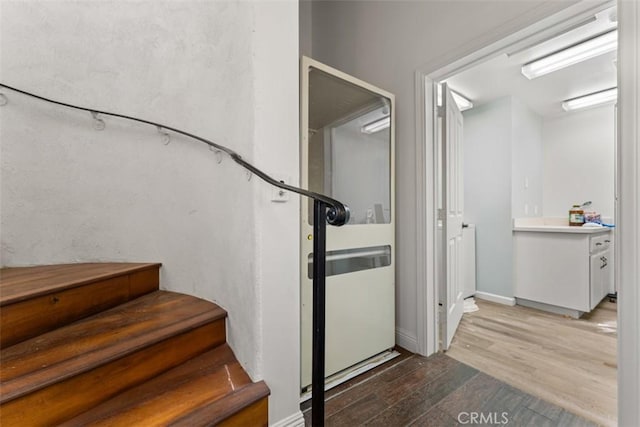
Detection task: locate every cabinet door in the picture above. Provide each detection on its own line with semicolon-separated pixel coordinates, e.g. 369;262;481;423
600;250;612;300
590;254;603;310
590;252;610;310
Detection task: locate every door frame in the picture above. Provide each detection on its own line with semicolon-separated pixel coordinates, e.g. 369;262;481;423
615;0;639;424
414;0;639;423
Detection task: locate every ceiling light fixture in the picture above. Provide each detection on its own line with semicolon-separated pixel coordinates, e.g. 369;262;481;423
562;87;617;111
361;116;390;134
521;29;617;79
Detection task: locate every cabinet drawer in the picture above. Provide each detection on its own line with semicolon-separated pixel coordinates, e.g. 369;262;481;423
590;234;612;253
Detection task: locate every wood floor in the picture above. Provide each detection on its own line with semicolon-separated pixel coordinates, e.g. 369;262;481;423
302;348;595;426
447;298;617;427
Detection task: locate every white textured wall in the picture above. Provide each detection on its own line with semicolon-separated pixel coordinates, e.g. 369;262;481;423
310;0;576;347
0;1;301;424
463;97;513;298
252;1;302;423
542;105;615;218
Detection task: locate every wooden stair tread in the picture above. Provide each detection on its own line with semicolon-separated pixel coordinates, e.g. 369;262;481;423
0;291;226;403
61;344;258;426
0;263;161;306
0;262;267;426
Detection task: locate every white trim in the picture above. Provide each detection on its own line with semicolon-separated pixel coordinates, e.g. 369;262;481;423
617;0;640;425
270;410;305;427
415;71;437;357
475;291;516;307
396;327;418;353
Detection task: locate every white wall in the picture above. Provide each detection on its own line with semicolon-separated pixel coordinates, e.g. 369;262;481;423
310;0;577;348
542;105;615;219
0;1;301;424
463;96;542;299
512;98;544;218
463;97;514;298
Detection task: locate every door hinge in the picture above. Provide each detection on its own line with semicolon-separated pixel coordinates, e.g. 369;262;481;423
437;209;446;221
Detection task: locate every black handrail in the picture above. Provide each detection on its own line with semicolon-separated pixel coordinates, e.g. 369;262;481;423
0;83;349;227
0;82;344;426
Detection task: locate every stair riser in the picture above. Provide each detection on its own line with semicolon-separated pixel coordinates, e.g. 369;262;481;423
0;269;159;347
0;319;225;426
171;381;270;427
172;397;269;427
218;398;269;427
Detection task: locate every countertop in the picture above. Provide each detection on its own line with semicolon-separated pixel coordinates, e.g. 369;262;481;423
513;225;612;234
513;217;613;234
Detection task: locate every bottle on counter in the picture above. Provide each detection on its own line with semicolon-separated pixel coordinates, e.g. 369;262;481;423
569;205;585;226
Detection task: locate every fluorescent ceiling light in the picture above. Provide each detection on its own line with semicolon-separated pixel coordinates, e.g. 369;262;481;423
522;30;617;79
362;116;390;134
562;87;617;111
451;91;473;112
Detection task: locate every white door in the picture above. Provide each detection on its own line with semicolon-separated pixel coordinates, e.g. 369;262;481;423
300;57;395;391
439;83;464;350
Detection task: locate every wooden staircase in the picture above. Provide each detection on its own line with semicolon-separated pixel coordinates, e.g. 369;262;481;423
0;263;269;426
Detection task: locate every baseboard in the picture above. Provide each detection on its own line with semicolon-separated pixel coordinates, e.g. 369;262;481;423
395;327;418;352
271;410;305;427
474;291;516;306
515;298;582;319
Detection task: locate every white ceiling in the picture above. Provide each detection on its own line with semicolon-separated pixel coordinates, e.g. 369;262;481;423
445;7;618;118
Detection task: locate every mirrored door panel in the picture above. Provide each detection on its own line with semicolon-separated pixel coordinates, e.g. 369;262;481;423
307;67;391;225
300;57;395;391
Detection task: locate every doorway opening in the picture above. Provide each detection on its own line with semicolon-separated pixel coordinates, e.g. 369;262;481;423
422;1;619;425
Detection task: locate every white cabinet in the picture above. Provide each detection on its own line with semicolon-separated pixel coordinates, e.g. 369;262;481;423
513;224;613;317
589;234;612;310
